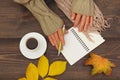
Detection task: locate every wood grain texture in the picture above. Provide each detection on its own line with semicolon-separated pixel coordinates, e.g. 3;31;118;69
0;0;120;80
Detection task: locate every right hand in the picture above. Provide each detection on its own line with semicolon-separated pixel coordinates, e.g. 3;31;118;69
48;28;67;49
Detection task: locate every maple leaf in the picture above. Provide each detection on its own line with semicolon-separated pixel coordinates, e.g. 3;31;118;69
85;53;116;76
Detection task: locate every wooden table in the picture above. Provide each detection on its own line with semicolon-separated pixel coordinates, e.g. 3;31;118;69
0;0;120;80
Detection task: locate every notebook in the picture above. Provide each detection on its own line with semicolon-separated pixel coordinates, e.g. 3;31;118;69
61;27;105;65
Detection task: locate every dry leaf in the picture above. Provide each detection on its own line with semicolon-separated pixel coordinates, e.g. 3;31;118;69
18;55;67;80
48;61;67;76
44;77;57;80
18;77;26;80
85;53;116;76
38;55;49;78
26;63;39;80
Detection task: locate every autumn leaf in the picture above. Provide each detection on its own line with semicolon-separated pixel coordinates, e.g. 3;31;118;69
48;61;67;76
26;63;39;80
38;55;49;78
18;63;38;80
18;55;67;80
44;77;57;80
85;53;116;76
18;77;26;80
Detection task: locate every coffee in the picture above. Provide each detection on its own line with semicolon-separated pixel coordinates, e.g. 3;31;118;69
26;38;38;49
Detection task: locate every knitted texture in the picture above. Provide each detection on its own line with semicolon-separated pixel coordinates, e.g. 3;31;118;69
55;0;110;32
14;0;63;35
72;0;94;16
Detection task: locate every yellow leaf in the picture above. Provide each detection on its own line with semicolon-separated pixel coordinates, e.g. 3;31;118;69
26;63;39;80
48;61;67;76
44;77;57;80
38;55;49;78
85;53;116;76
18;77;26;80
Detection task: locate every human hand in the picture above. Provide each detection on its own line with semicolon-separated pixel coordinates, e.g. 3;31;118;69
48;28;67;49
71;12;93;32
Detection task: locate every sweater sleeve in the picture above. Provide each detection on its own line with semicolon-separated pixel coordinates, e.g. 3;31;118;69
71;0;94;16
14;0;64;36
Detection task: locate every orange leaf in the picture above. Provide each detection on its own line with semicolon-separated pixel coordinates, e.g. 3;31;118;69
85;53;116;76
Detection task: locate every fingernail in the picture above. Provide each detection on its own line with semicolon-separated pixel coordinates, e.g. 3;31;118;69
63;43;65;46
71;16;74;20
84;27;87;32
65;30;68;34
84;29;87;32
74;24;77;27
79;29;82;32
56;46;58;49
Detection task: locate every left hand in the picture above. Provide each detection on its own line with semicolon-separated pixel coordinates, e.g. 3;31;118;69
71;12;93;32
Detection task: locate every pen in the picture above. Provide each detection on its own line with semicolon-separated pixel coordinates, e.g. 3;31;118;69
58;25;65;56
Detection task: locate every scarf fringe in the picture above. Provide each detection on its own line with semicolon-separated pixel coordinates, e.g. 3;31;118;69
93;3;110;32
55;0;110;32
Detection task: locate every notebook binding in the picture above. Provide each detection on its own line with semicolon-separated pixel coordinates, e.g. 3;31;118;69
71;29;89;51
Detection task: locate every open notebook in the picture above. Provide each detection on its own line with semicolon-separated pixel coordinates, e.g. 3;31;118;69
61;27;105;65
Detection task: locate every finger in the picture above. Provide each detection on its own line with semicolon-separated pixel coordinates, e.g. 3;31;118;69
58;28;65;46
64;29;68;34
51;34;58;49
54;32;60;45
74;14;81;27
90;16;93;27
84;16;90;32
48;36;54;46
71;12;76;20
79;15;87;32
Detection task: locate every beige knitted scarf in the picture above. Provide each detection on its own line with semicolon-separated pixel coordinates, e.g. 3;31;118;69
55;0;110;32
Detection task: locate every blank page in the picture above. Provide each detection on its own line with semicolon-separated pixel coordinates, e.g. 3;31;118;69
61;27;105;65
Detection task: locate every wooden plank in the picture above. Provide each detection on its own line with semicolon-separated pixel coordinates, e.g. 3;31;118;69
0;0;119;80
0;0;43;38
0;38;119;80
95;0;120;16
0;0;119;38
